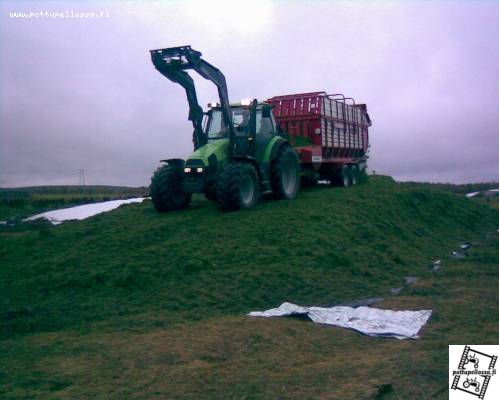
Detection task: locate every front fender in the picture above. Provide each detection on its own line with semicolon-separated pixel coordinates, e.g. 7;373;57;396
159;158;185;168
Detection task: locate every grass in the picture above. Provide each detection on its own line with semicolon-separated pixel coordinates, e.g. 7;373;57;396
473;196;499;211
1;176;498;399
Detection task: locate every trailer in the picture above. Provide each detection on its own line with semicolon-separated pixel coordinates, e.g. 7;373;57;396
267;92;371;187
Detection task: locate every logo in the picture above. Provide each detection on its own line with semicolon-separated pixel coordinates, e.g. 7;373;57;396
450;345;498;399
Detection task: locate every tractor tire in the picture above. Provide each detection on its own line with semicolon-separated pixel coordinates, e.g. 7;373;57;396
150;163;191;212
271;145;301;200
349;165;359;185
217;162;259;211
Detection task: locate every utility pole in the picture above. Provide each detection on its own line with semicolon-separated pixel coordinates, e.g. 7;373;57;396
77;169;85;186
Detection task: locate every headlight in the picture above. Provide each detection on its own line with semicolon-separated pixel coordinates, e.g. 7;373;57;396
184;167;191;173
196;167;203;173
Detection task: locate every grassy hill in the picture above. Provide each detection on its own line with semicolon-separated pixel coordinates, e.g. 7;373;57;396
1;176;498;399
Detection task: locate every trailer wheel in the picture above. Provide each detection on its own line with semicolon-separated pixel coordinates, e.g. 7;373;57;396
349;165;359;185
341;165;350;187
150;163;191;212
217;162;259;211
271;145;301;199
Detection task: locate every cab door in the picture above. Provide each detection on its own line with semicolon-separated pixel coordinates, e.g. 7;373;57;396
232;102;258;157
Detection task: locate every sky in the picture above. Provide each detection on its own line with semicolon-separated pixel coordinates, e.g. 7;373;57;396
1;0;498;187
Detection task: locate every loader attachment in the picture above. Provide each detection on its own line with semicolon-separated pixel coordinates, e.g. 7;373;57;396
150;45;235;150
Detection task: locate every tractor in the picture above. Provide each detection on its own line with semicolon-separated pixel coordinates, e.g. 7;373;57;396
149;46;300;212
464;353;479;369
463;377;481;393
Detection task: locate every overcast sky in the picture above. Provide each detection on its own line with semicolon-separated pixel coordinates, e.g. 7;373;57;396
1;0;498;187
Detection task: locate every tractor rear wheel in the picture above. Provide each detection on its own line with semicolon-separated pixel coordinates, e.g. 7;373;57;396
217;162;259;211
271;145;301;199
150;163;191;212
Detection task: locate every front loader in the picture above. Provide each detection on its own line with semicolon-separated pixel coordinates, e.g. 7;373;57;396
149;46;300;212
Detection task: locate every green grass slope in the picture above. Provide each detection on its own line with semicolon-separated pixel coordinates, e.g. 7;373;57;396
1;176;498;339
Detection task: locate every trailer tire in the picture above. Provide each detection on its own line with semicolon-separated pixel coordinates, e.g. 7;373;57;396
217;162;259;211
349;165;359;186
150;163;191;212
340;165;350;187
271;145;301;199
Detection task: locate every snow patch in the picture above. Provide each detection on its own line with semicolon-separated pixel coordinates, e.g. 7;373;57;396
23;198;147;225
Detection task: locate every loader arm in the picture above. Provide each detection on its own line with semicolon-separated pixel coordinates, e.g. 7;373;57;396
150;46;235;150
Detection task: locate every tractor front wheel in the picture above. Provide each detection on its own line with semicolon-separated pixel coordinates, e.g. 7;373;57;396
217;162;259;211
150;163;191;212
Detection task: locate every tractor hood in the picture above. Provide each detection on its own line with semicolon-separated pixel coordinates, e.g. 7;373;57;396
185;138;230;173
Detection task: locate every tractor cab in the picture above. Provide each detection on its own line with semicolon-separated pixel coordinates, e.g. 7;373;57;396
204;101;278;158
205;102;277;139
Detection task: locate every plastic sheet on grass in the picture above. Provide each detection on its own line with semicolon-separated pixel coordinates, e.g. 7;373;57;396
248;302;432;340
23;198;147;225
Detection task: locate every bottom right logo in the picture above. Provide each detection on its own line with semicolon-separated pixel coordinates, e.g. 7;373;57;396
450;345;498;399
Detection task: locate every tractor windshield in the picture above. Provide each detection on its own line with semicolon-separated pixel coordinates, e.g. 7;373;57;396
205;110;226;139
206;108;261;140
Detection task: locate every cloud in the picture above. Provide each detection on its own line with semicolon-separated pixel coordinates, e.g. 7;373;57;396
1;0;498;186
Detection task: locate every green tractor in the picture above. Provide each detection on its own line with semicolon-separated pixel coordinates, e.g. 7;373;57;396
149;46;300;212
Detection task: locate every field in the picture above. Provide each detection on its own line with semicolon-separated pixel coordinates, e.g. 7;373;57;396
473;196;499;211
1;176;498;399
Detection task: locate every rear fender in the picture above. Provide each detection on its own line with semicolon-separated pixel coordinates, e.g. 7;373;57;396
263;137;286;164
230;155;262;180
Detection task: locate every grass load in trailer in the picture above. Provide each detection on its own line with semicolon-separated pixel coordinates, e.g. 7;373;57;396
268;92;371;187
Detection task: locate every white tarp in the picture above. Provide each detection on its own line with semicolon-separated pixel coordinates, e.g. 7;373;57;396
248;302;432;340
23;198;147;225
465;192;479;198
